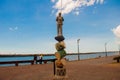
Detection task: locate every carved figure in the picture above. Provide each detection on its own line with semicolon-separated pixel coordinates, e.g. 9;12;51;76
55;41;66;68
56;12;64;36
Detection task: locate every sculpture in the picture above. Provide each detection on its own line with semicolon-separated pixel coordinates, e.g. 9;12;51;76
54;12;67;80
55;12;66;68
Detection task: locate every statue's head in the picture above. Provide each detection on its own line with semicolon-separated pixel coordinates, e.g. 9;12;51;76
59;12;61;16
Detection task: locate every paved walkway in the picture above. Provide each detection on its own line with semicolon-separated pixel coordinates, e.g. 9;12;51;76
0;55;120;80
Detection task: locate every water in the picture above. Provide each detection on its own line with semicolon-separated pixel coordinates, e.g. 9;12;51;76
66;52;119;61
0;52;119;66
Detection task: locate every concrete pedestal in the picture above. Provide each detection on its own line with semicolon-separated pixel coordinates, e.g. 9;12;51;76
53;67;67;80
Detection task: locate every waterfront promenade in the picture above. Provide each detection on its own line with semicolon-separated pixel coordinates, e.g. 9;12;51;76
0;55;120;80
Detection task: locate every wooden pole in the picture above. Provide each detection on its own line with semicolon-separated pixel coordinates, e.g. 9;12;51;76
54;59;56;75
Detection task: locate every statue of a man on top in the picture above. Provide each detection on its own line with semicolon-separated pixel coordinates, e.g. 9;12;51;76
56;12;64;36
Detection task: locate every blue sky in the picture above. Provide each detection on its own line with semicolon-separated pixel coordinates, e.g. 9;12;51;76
0;0;120;54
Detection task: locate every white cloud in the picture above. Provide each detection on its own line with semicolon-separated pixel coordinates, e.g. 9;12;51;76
74;11;80;15
112;25;120;45
9;26;18;31
9;27;14;31
52;0;104;15
112;25;120;38
51;10;55;14
97;0;104;4
51;0;55;3
14;26;18;30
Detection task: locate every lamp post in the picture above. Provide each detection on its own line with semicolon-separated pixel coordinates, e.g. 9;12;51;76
77;39;80;60
105;42;108;57
118;44;120;55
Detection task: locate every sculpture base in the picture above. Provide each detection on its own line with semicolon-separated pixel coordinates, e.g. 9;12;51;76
53;76;67;80
55;35;65;42
53;67;68;80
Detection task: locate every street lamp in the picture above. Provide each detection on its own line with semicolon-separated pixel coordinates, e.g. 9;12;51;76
118;44;120;55
105;42;108;57
77;39;80;60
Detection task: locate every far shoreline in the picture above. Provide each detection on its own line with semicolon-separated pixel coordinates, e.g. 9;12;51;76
0;51;118;57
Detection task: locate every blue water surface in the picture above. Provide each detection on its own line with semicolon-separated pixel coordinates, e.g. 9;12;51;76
0;52;119;66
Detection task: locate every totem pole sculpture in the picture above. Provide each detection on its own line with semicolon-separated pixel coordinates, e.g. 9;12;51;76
54;12;67;80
